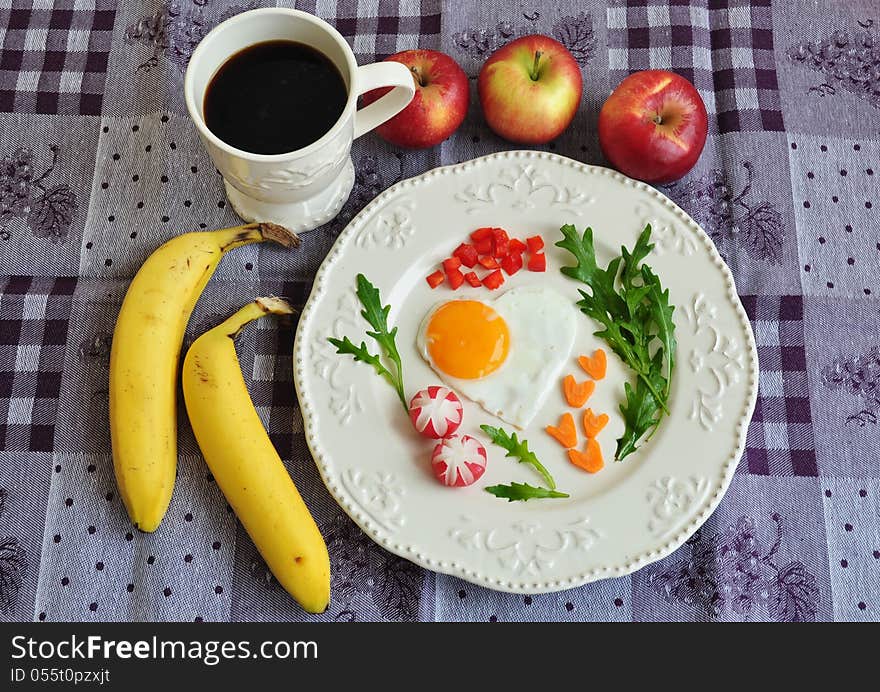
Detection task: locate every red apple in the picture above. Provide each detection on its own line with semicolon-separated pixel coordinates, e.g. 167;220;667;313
362;50;469;149
478;35;582;144
598;70;708;184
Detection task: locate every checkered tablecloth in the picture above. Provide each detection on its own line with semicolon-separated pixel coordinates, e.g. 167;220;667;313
1;0;878;623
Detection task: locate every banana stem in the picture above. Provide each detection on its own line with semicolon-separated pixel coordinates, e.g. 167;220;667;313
256;222;301;249
214;222;300;252
218;297;296;340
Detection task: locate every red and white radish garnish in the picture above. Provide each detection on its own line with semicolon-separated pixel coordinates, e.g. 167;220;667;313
408;386;463;439
431;434;487;487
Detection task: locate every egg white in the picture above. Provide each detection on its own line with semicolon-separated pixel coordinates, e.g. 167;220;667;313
416;286;578;429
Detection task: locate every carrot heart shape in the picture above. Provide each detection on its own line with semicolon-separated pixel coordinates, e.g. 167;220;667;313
578;349;607;380
567;438;604;473
582;408;609;439
546;412;577;449
563;375;595;408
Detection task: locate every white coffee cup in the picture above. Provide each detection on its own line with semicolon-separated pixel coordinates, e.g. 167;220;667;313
184;8;415;232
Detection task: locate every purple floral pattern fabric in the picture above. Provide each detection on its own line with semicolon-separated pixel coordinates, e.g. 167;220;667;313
454;12;596;63
125;1;258;72
0;146;78;243
648;514;819;621
822;348;880;427
664;162;784;265
0;1;877;622
787;20;880;110
0;488;28;616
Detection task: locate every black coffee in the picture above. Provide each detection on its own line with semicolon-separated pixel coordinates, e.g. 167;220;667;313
204;40;347;155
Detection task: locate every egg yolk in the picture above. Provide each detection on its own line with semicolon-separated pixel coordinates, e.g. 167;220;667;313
425;300;510;379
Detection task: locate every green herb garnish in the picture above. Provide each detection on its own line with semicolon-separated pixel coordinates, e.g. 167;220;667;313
556;224;677;460
484;482;570;502
480;424;557;489
480;425;568;502
328;274;407;410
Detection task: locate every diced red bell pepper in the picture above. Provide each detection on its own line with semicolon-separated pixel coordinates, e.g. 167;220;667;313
452;243;478;268
470;227;494;242
426;270;445;288
491;227;510;257
478;256;499;270
526;235;544;253
508;238;527;254
464;271;481;287
442;256;462;273
482;269;505;290
474;237;493;255
527;253;546;272
501;252;523;276
446;266;465;289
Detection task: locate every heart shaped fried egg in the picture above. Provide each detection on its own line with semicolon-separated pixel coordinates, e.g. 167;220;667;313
416;286;577;428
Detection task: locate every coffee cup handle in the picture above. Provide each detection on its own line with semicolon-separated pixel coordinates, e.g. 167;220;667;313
353;62;416;139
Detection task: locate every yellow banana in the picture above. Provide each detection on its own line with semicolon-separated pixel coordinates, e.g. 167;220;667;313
182;297;330;613
109;223;299;532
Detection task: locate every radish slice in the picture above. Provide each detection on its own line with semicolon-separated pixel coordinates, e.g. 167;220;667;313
431;435;487;487
408;386;463;439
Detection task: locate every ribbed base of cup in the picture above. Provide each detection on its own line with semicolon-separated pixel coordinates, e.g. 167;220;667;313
223;158;355;233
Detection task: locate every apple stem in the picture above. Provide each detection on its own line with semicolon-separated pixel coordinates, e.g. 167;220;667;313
530;51;543;81
652;114;663;125
410;65;427;87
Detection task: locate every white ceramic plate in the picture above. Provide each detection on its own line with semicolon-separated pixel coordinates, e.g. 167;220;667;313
293;151;758;593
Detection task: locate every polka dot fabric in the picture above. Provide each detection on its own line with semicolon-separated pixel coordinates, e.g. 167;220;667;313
788;136;879;299
434;574;633;623
820;479;880;621
35;453;238;622
79;113;246;280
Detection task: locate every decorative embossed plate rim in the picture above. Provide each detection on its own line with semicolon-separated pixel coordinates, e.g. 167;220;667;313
293;151;759;594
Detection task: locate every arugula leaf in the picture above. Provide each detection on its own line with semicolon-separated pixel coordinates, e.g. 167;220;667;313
641;264;676;397
327;336;397;391
355;273;404;396
619;229;654;361
615;352;666;460
478;425;569;502
479;424;556;489
556;223;677;461
328;274;407;410
484;483;570;502
558;224;627;317
620;225;654;288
